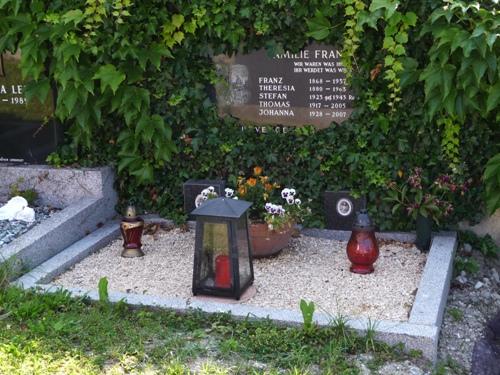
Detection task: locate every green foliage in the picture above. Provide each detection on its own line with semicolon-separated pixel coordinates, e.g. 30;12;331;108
459;230;500;258
454;256;480;276
299;299;316;333
97;277;109;304
420;1;499;121
0;1;497;230
484;152;500;215
0;286;431;374
9;178;38;205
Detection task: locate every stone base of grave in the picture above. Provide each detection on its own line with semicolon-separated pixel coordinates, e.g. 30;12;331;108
14;217;457;363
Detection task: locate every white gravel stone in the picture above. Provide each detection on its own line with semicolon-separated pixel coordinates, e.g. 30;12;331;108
475;281;484;289
53;227;427;322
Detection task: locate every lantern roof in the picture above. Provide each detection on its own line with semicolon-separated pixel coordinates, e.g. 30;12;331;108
190;198;252;218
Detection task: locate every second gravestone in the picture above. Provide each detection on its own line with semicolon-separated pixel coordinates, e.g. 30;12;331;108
0;51;60;163
214;43;355;129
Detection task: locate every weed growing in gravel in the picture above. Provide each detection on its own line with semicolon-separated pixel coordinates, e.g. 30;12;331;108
0;287;433;374
454;256;480;276
459;231;500;258
448;307;464;322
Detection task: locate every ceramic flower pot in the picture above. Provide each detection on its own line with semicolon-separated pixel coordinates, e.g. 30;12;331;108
415;214;432;252
249;222;293;258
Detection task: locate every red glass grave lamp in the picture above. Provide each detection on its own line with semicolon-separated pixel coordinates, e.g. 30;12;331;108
346;209;379;274
120;205;145;257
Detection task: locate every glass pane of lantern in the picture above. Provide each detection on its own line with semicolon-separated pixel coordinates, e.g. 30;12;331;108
236;217;251;287
200;222;231;289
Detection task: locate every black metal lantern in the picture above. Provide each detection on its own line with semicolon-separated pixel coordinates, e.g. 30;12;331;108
191;197;254;299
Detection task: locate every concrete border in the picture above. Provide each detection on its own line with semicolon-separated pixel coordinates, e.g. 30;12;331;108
14;222;456;362
0;165;117;273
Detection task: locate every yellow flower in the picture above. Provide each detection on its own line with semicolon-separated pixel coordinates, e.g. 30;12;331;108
253;166;263;176
397;170;404;178
247;177;257;187
238;186;247;196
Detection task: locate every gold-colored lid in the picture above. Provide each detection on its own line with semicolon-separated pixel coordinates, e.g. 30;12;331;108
125;205;137;219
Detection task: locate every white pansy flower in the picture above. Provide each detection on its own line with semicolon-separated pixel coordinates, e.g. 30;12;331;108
281;188;290;199
208;186;215;193
294;198;301;205
286;196;295;205
224;188;234;198
289;188;296;197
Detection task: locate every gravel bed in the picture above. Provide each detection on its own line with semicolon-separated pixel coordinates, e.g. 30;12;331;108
0;205;58;248
53;226;426;322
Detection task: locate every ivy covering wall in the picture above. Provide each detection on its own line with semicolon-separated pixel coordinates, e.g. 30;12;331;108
0;0;498;230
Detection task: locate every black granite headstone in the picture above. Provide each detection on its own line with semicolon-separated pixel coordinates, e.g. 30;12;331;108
324;191;366;231
0;51;60;163
183;179;226;219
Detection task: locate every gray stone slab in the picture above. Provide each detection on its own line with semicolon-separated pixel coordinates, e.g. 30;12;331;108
409;234;457;327
13;225;456;363
0;164;116;208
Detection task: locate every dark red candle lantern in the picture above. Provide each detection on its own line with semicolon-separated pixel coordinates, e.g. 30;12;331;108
346;209;379;274
120;205;145;258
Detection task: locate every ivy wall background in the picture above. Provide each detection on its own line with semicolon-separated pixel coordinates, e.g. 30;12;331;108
0;0;498;230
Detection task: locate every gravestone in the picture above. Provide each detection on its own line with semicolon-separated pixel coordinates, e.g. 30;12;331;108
324;191;366;231
0;51;60;163
183;179;226;219
214;43;355;129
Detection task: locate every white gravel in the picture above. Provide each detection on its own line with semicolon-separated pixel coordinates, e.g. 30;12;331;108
53;227;426;322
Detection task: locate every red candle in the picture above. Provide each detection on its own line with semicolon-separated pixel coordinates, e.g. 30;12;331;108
215;255;232;288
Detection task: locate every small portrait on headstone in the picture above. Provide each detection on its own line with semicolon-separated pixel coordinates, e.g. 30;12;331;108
336;198;353;217
229;64;250;105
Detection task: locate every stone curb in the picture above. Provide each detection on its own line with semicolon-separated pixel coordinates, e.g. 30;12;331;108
13;221;456;362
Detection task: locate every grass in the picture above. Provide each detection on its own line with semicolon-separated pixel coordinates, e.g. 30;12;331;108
0;286;433;374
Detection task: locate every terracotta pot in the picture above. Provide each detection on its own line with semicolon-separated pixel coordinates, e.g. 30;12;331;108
249;222;293;258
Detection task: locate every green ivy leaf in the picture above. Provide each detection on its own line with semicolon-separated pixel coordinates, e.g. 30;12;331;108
93;64;126;94
486;82;500;113
369;0;399;19
61;9;84;25
306;11;331;40
171;14;184;28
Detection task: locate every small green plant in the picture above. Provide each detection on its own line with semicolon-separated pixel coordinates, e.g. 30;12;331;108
365;318;379;352
454;256;480;276
459;230;500;258
0;259;15;290
98;277;109;304
9;178;38;206
448;307;463;322
299;299;315;333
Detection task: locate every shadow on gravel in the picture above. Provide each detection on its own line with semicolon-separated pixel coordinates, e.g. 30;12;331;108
471;310;500;375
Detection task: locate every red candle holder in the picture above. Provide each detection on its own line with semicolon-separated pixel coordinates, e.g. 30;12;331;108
346;210;379;274
214;254;231;288
120;205;145;258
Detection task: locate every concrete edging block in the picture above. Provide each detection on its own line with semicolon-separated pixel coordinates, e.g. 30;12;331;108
13;223;457;363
